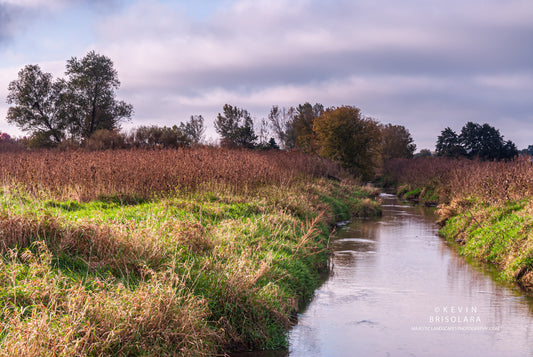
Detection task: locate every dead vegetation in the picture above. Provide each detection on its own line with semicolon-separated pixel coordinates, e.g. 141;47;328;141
0;148;344;202
384;156;533;204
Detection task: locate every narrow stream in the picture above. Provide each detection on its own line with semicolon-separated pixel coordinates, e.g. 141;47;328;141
235;194;533;356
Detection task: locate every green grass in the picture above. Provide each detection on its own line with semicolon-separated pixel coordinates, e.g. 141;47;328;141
404;187;422;200
395;183;439;206
439;198;533;289
0;178;381;355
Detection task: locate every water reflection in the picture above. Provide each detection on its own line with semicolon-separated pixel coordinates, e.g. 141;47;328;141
236;195;533;356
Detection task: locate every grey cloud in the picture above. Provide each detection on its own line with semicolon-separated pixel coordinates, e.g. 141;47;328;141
123;1;532;91
0;3;23;44
77;0;125;13
0;5;10;42
83;0;533;149
0;0;123;44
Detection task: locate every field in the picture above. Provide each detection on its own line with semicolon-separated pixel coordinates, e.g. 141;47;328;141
383;157;533;289
0;147;381;356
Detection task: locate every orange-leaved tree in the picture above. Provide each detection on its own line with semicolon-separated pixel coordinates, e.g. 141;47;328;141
313;105;381;179
380;123;416;162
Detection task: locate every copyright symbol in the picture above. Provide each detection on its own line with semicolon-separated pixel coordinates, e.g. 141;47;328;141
434;307;440;313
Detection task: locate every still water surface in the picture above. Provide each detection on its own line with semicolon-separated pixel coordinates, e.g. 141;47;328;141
238;194;533;356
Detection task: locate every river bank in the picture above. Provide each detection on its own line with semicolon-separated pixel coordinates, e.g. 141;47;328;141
382;157;533;292
0;148;381;356
238;194;533;356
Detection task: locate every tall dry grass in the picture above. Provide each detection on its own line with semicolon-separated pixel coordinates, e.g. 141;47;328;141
0;210;166;275
0;244;218;356
384;156;533;204
0;148;344;201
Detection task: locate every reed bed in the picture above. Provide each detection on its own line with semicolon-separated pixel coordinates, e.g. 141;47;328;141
0;148;343;202
383;156;533;204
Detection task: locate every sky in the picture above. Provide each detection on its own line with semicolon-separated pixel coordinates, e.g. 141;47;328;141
0;0;532;151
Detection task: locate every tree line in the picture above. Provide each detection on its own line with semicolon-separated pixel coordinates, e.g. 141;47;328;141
435;122;517;160
5;52;417;179
202;103;415;179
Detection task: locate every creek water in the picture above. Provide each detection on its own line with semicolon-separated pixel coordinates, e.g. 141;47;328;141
236;194;533;356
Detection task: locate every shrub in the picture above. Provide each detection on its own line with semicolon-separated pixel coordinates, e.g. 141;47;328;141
85;129;126;150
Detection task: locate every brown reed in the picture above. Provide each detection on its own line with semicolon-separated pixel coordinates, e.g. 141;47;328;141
384;156;533;204
0;147;344;202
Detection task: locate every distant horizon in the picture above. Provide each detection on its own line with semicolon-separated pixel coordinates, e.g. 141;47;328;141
1;0;532;151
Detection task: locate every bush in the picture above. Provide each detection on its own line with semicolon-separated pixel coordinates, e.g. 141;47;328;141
85;129;126;150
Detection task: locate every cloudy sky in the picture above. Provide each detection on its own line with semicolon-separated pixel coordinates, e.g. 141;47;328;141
0;0;532;150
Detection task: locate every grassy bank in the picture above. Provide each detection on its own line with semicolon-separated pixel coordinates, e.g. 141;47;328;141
0;148;381;356
438;198;533;289
383;157;533;291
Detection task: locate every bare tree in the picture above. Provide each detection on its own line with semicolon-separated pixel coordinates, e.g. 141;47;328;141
268;105;296;149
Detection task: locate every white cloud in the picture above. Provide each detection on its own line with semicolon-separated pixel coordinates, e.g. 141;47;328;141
1;0;533;149
0;0;67;11
0;0;54;6
89;0;533;148
0;66;21;135
474;73;533;91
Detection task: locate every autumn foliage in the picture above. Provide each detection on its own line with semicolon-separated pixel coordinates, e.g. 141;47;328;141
313;106;382;179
